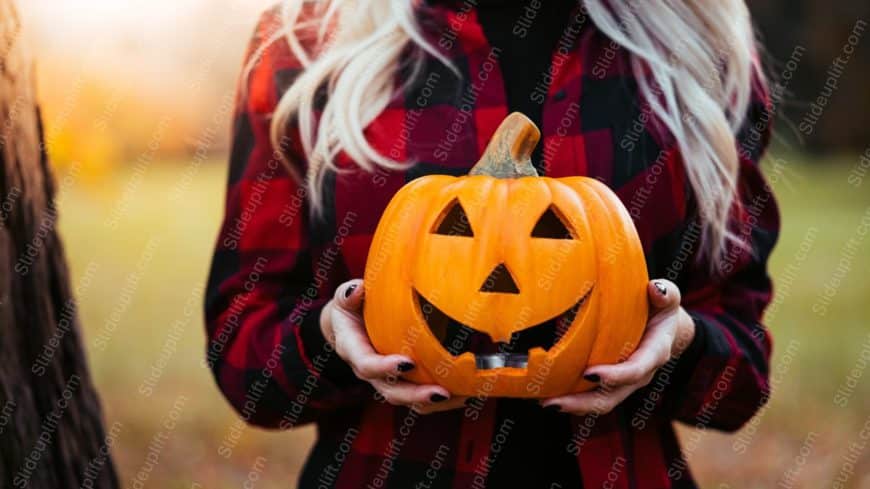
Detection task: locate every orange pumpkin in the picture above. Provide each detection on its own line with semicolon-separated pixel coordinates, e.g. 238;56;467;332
363;113;649;398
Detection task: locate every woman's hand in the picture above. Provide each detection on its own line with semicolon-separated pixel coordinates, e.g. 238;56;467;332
321;279;468;414
540;279;696;415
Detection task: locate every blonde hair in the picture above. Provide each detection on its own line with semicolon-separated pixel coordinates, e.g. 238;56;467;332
265;0;762;266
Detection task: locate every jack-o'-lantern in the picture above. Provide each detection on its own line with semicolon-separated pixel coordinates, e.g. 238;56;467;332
363;113;648;398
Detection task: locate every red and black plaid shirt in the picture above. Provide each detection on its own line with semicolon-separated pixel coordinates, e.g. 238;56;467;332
205;3;779;488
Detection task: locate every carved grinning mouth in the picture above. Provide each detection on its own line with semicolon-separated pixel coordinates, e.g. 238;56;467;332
414;286;593;370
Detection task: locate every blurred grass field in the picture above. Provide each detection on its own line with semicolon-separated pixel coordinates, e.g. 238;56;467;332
57;154;870;488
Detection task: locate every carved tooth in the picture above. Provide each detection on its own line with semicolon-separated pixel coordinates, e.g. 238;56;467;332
455;352;477;371
526;347;549;372
489;329;513;343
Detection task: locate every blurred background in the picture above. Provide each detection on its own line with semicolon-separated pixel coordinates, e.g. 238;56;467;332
14;0;870;487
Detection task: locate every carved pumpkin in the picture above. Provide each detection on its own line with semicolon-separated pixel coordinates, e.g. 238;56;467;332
363;113;648;398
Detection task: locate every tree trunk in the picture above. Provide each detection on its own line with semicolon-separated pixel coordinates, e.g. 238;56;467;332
0;1;120;487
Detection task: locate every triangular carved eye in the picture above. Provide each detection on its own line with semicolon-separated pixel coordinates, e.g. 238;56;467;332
432;199;474;237
532;206;573;239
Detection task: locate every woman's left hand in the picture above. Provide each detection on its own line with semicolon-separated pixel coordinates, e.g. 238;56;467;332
540;279;696;416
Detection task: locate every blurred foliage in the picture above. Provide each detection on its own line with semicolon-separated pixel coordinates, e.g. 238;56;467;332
23;0;263;178
750;2;869;151
17;0;870;181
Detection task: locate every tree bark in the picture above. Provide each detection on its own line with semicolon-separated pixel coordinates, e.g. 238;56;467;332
0;1;120;487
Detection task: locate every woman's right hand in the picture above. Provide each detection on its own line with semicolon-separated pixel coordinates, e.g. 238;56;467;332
320;279;468;414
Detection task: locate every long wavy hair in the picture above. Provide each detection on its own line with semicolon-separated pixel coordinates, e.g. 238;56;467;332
258;0;762;266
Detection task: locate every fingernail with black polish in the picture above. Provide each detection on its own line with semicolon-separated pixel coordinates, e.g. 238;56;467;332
544;404;562;413
397;362;415;373
654;281;667;296
345;284;357;298
430;394;448;403
584;373;600;383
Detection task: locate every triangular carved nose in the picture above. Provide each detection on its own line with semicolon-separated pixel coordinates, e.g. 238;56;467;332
480;263;519;294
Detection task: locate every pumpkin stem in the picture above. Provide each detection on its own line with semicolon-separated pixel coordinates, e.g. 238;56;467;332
470;112;541;178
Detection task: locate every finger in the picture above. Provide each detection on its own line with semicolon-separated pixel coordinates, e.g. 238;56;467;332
341;342;413;381
541;383;636;416
585;321;673;386
331;310;413;380
648;279;680;311
413;396;469;415
371;379;450;407
334;279;365;314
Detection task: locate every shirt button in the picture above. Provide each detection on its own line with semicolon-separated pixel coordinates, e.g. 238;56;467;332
554;89;567;101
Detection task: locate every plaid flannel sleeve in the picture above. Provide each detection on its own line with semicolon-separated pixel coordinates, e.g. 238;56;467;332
664;70;780;432
204;9;369;429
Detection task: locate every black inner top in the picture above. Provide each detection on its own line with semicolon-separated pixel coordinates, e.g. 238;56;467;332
469;2;589;487
476;0;580;170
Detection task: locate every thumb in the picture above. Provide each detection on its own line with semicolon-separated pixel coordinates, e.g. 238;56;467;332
334;279;365;314
648;279;681;311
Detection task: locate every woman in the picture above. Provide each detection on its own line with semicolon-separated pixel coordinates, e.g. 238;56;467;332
205;0;779;487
